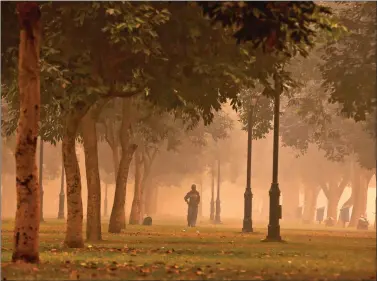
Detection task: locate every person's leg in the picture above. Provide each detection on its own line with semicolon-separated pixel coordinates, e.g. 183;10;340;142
192;206;198;227
187;206;192;227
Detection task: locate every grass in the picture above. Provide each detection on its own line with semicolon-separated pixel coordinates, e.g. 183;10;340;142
1;218;376;280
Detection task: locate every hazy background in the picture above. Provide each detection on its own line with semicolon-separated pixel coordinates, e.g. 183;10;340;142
2;108;375;224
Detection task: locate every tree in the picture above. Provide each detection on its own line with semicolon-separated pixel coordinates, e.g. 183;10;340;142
12;2;42;263
199;2;334;57
320;2;376;121
3;2;171;244
280;69;375;225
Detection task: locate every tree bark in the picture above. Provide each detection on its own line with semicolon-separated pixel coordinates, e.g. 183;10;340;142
81;101;107;242
103;103;125;228
62;111;88;248
108;99;137;233
138;148;157;218
12;2;41;264
302;184;320;223
129;149;143;225
321;174;349;223
349;168;374;227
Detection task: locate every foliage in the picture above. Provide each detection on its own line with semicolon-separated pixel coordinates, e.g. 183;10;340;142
280;79;375;170
1;2;170;143
320;2;376;121
199;2;337;57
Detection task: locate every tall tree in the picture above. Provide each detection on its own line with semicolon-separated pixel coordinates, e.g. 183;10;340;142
12;2;42;263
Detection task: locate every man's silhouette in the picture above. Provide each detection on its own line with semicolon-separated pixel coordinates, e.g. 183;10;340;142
184;184;200;227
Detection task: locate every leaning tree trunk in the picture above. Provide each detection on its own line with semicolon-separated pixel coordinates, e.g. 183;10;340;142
62;107;91;248
104;110;124;228
81;101;107;242
302;184;320;224
12;2;41;263
129;149;143;225
109;99;137;233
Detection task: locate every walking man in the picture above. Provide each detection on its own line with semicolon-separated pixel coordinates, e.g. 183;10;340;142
184;184;200;227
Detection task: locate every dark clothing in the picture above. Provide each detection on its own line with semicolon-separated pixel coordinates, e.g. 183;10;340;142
184;190;200;206
184;190;200;227
187;205;198;227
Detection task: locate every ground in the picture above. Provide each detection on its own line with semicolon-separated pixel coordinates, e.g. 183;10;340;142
1;218;376;280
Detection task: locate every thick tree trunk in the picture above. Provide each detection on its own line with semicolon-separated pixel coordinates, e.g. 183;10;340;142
321;175;349;223
109;99;137;233
81;101;107;242
129;149;143;225
302;184;320;223
63;113;87;248
140;148;157;217
12;2;41;264
326;189;339;220
349;169;374;227
108;147;136;232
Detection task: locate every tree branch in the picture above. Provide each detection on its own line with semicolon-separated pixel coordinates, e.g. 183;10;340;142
320;182;330;199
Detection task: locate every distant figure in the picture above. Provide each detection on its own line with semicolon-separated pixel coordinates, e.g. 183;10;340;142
184;184;201;227
143;216;152;226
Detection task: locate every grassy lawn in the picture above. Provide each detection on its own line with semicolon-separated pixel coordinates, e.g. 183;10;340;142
1;218;376;280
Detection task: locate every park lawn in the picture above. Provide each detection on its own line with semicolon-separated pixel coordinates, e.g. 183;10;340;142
1;219;376;280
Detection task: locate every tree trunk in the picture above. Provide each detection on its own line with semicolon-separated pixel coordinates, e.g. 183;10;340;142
12;3;41;263
108;99;137;233
326;189;339;220
144;182;156;215
349;168;374;227
104;111;123;228
129;149;143;225
281;181;300;221
62;99;95;247
81;101;107;242
302;184;320;223
62;112;88;248
322;175;349;223
108;146;135;232
151;185;159;215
